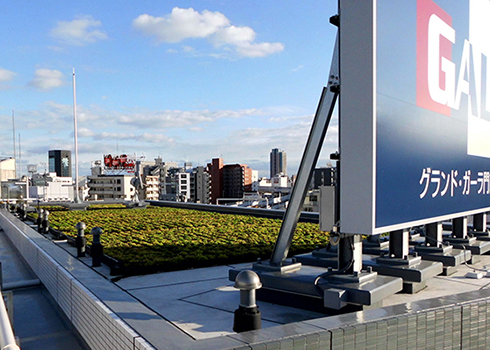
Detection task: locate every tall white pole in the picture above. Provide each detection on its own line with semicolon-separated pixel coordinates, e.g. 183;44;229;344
18;133;21;177
73;68;80;203
12;110;16;178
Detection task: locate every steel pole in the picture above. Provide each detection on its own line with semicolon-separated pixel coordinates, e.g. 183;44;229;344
73;68;80;203
270;34;339;265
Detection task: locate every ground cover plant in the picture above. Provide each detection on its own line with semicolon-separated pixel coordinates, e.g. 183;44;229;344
48;206;329;275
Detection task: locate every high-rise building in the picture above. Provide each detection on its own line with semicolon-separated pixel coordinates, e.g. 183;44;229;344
48;150;72;177
222;163;253;199
191;166;211;204
208;158;224;204
208;158;255;203
270;148;287;178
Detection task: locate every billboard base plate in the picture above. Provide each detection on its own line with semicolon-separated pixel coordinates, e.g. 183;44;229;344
229;263;402;312
362;236;390;255
414;245;472;267
443;237;490;255
470;231;490;241
363;255;442;284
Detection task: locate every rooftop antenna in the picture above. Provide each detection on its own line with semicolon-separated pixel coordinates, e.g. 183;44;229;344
12;110;16;178
18;133;21;177
73;68;80;203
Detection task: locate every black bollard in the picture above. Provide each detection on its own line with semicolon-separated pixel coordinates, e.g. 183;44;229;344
75;222;87;258
90;227;103;267
233;270;262;333
21;203;27;221
37;209;44;233
42;210;50;235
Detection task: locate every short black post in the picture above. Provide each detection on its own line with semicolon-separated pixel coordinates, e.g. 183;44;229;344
42;210;50;235
37;209;44;233
389;229;409;259
21;203;27;221
473;213;487;232
425;222;443;247
90;227;103;267
233;270;262;333
76;222;87;258
452;217;468;239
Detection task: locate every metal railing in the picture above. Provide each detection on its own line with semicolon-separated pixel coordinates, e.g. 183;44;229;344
0;291;19;350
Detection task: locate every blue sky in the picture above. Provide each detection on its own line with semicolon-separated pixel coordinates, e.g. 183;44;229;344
0;0;339;177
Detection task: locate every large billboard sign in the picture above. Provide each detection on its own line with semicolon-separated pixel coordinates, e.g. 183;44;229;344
339;0;490;234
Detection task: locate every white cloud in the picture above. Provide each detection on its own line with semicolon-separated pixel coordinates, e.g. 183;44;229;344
78;127;95;137
13;101;332;178
182;45;195;53
51;16;108;46
133;7;284;58
211;25;255;46
132;8;229;43
117;108;260;129
0;68;16;82
28;69;64;91
236;42;284;58
292;65;304;72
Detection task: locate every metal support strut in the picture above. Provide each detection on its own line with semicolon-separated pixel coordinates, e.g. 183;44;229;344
268;34;340;266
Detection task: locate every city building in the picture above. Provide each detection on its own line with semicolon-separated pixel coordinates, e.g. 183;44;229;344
87;174;135;201
208;158;255;203
160;168;191;202
190;166;211;204
257;174;292;195
30;172;74;202
0;158;16;181
143;175;159;200
311;165;336;189
48;150;72;177
270;148;287;178
208;158;223;204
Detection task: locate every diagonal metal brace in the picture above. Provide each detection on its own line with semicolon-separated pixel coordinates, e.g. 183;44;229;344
269;34;340;266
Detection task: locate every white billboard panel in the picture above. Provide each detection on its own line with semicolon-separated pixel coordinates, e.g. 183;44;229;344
340;0;490;234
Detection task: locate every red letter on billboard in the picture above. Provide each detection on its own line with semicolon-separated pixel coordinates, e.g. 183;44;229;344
417;0;454;116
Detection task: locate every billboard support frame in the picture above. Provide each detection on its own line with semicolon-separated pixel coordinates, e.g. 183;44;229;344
267;34;340;267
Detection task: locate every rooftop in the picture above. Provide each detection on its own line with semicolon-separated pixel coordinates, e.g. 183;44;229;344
2;210;490;349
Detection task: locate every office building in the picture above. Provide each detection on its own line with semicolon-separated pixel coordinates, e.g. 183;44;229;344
48;150;72;177
270;148;287;178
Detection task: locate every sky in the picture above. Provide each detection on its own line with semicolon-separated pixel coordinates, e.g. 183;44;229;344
0;0;339;178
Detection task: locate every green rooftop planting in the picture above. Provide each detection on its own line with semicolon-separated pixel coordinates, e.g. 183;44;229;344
48;206;329;274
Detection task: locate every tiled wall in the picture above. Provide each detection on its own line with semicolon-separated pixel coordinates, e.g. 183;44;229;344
0;211;155;350
230;302;490;349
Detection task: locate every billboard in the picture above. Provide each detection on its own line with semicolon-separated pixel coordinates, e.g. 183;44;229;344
340;0;490;234
103;154;135;170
